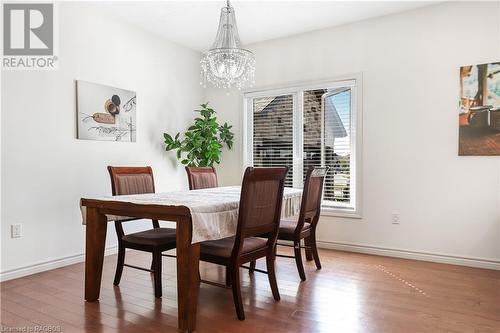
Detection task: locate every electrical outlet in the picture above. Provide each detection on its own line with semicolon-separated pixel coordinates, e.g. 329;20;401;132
11;224;22;238
391;213;400;225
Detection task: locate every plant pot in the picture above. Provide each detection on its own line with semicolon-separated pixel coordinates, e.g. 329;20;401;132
468;106;491;128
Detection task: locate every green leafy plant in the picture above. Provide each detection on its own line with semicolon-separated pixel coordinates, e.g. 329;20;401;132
163;103;234;167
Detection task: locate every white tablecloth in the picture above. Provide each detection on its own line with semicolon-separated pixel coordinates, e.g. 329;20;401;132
81;186;302;243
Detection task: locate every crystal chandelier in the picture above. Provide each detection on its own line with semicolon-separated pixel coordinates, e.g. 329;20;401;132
200;0;255;89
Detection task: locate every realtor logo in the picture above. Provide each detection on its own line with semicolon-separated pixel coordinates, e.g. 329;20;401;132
2;3;58;69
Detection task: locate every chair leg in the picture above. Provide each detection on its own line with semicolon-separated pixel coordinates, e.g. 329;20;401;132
153;251;162;298
229;265;245;320
113;245;125;286
249;260;256;274
225;266;231;287
294;240;306;281
266;251;280;301
310;233;322;270
304;236;313;261
151;253;155;272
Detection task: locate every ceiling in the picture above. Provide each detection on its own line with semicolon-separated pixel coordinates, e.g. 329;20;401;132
95;1;439;52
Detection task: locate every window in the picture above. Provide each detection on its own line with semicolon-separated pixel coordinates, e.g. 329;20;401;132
244;77;362;217
252;95;294;187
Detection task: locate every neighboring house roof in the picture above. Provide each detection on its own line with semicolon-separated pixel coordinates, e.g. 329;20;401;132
324;94;348;143
260;95;291;113
256;92;347;148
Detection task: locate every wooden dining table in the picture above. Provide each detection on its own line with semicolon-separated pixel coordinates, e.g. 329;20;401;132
80;186;302;332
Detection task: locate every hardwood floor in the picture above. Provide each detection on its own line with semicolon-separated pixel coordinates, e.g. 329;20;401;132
459;125;500;155
1;248;499;332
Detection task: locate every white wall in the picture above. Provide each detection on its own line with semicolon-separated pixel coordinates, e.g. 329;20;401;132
1;3;205;277
207;1;500;266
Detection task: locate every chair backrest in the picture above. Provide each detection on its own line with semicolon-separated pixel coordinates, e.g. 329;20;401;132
107;166;155;195
185;166;218;190
107;166;158;236
232;167;288;257
296;166;328;234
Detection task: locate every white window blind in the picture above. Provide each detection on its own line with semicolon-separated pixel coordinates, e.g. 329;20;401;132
245;78;361;216
252;94;294;187
303;88;352;208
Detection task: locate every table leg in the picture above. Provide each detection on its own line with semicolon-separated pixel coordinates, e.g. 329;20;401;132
84;207;107;301
176;216;200;332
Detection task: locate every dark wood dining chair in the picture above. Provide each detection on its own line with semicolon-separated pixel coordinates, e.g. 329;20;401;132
107;166;176;298
185;166;218;190
185;165;236;285
198;167;288;320
252;166;328;281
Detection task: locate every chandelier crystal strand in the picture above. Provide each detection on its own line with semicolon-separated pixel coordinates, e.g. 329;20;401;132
201;0;255;89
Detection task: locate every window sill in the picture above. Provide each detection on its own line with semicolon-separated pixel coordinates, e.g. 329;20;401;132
320;208;362;219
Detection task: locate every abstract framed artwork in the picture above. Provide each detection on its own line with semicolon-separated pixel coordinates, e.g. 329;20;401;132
459;62;500;155
77;81;136;142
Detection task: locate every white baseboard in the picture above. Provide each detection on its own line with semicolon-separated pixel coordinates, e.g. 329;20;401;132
2;241;498;282
317;241;500;270
0;246;118;282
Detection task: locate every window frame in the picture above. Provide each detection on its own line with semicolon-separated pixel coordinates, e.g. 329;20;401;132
243;74;363;218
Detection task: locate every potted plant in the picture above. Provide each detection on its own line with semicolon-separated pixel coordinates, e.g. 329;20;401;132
163;103;234;166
